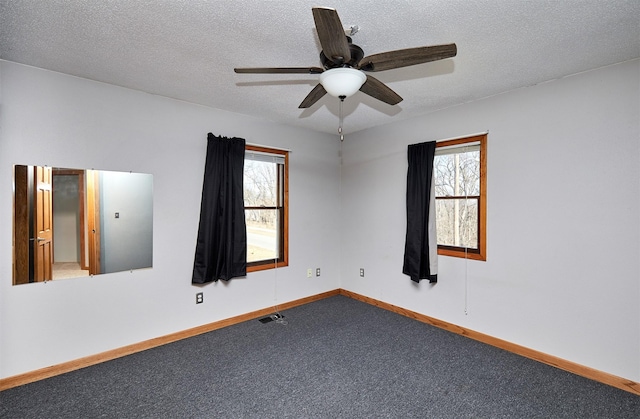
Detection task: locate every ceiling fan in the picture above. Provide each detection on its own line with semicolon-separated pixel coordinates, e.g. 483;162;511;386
234;7;457;109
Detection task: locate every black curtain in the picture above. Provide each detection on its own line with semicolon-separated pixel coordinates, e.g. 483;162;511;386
403;141;438;283
192;134;247;283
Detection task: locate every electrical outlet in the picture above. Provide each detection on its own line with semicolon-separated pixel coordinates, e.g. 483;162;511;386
196;292;203;304
316;268;321;277
307;268;312;278
360;268;365;277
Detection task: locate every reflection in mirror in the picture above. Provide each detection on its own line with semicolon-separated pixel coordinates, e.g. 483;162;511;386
13;165;153;285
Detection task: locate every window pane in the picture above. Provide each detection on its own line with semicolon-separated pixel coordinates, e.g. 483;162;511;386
436;198;478;249
246;209;279;262
244;145;288;270
434;150;480;197
244;160;277;207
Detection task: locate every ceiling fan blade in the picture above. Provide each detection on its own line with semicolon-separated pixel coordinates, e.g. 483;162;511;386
234;67;324;74
358;43;457;72
299;84;327;108
359;75;403;106
312;7;351;64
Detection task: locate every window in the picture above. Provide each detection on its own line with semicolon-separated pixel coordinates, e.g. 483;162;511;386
434;134;486;261
244;145;288;272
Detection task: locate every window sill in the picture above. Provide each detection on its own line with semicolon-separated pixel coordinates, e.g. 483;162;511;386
437;247;486;261
247;261;289;273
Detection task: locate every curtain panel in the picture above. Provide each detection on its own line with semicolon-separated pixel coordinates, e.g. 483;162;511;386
403;141;438;283
192;134;247;283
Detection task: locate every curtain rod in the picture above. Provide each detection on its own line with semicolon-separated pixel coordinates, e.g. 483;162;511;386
434;131;489;143
206;135;292;153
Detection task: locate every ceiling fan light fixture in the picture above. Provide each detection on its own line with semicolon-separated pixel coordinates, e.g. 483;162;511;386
319;68;366;98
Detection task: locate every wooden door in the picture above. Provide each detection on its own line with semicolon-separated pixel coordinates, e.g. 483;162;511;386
13;165;30;285
34;166;53;282
86;169;101;275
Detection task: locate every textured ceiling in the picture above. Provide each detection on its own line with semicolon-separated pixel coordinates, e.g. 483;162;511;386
1;0;638;135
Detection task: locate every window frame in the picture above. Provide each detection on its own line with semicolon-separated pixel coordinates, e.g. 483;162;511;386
244;145;289;272
435;134;487;261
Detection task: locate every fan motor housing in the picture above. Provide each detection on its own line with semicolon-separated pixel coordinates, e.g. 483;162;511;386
320;38;364;69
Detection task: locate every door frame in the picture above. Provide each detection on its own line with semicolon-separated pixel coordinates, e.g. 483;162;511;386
52;169;88;270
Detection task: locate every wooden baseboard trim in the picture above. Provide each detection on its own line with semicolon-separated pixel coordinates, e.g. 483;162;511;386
339;289;640;396
3;287;638;397
0;289;339;391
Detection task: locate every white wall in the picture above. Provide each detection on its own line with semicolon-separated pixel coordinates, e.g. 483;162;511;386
0;61;341;378
340;59;640;382
100;171;153;273
2;58;638;384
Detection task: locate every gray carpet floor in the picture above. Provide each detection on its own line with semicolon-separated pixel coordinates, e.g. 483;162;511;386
1;295;638;418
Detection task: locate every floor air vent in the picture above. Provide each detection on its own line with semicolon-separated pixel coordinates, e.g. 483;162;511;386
259;313;285;324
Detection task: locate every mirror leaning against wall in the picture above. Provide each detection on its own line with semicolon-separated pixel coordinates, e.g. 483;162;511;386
12;165;153;285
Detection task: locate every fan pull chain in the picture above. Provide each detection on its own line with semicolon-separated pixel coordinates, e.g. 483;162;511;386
338;95;345;141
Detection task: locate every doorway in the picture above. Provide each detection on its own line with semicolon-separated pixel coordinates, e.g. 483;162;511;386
52;169;89;279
